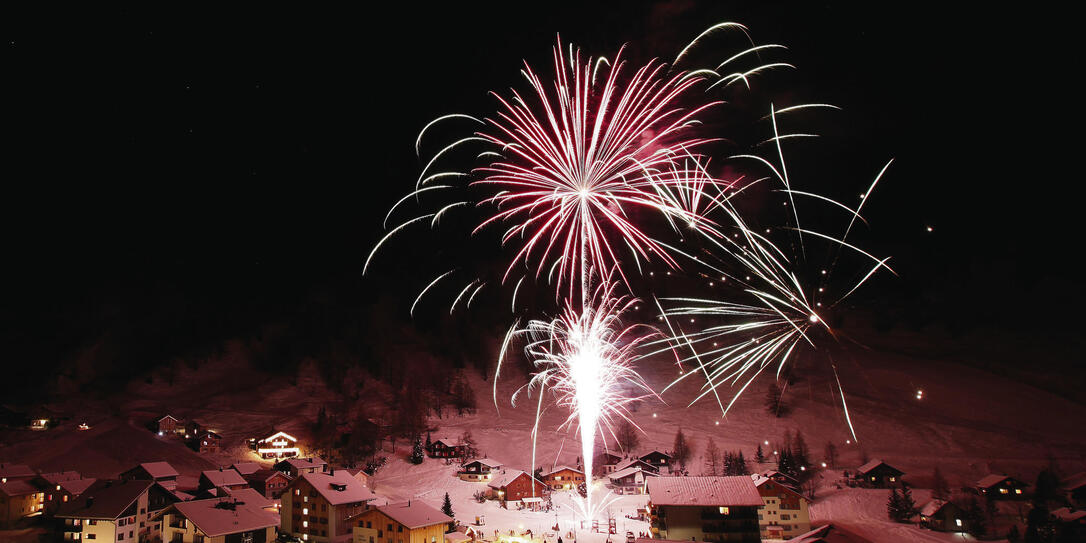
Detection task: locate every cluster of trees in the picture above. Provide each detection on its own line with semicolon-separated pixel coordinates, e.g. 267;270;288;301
887;484;918;522
702;438;750;476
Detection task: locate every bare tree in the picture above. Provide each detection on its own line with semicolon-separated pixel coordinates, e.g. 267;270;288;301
615;419;640;454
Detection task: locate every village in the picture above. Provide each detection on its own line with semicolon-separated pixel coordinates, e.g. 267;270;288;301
3;406;1085;543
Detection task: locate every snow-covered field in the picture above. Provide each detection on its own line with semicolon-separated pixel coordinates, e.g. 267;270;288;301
3;327;1084;542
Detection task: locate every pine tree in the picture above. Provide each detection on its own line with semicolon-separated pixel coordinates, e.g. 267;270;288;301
442;492;455;519
736;451;749;475
765;383;786;417
887;487;904;521
931;467;950;501
410;433;425;465
823;442;838;469
672;429;692;471
793;431;809;469
616;419;640;453
966;496;986;537
755;443;765;464
703;438;720;476
899;483;917;520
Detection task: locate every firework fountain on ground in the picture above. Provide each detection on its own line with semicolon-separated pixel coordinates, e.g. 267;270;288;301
366;24;893;524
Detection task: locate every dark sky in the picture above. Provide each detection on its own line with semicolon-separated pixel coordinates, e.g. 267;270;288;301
1;3;1079;395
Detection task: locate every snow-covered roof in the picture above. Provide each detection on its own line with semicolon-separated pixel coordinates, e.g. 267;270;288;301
134;461;179;479
761;470;798;483
300;471;377;505
172;498;280;537
39;471;82;484
56;480;154;520
855;459;901;475
232;462;262;476
283;456;326;469
750;474;805;500
640;450;672;460
487;470;540;489
1063;471;1086;491
0;463;35;479
1051;507;1086;522
445;532;472;543
61;478;98;496
158;414;180;422
465;458;503;468
222;486;275;509
0;479;38;497
975;474;1026;489
201;469;248;488
609;466;658;481
368;501;452;529
431;437;460;448
647;476;762;507
614;458;655;472
919;499;949;517
258;430;298;443
544;465;581;476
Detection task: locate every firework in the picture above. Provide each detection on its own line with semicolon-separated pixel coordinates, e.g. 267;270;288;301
498;276;656;521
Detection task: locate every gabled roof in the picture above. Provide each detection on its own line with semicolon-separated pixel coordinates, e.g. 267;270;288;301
201;469;248;488
56;480;153;520
596;452;622;464
158;414;181;422
1062;471;1086;491
430;437;460;448
299;471;377;506
222;487;275;509
750;474;806;501
640;450;672;460
609;466;658;481
171;498;280;537
918;499;959;517
647;476;762;507
464;458;503;469
0;479;39;497
855;459;902;476
614;458;656;472
975;474;1028;489
258;431;298;443
232;462;262;476
38;471;82;484
60;478;98;496
0;463;35;479
1051;507;1086;523
367;501;453;529
544;465;582;476
487;470;542;490
279;456;326;469
130;461;179;479
244;469;288;485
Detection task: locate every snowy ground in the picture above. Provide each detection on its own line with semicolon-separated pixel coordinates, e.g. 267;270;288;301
3;327;1084;542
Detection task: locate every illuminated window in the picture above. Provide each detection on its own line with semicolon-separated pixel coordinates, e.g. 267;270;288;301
719;507;730;515
889;477;896;482
999;488;1008;494
304;521;309;528
303;508;308;515
296;489;301;496
955;519;962;527
1015;489;1022;494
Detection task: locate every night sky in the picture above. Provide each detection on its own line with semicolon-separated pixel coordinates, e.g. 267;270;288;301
2;4;1079;400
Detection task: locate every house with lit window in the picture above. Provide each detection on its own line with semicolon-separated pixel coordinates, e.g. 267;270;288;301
918;499;967;533
608;466;658;495
120;461;180;490
244;469;293;499
542;466;584;491
646;476;762;543
458;459;503;482
33;471;96;517
340;467;371;488
594;452;623;475
975;474;1029;500
639;451;673;474
158;414;182;436
852;459;904;488
751;473;810;539
486;470;546;505
56;479;153;542
0;462;36;482
348;500;453;543
426;438;466;459
1;479;44;528
258;431;302;459
156;496;280;543
195;430;223;454
276;457;328;478
280;469;378;542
